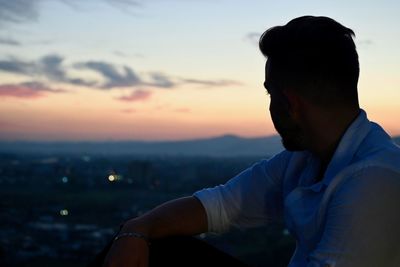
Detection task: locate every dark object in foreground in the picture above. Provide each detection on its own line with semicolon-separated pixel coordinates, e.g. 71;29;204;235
88;235;250;267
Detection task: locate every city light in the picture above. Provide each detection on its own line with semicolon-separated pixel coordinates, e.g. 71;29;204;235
62;176;68;183
108;173;123;182
282;229;290;236
60;209;69;216
108;175;116;182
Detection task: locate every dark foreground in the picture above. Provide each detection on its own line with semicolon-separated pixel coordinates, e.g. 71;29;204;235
0;153;294;267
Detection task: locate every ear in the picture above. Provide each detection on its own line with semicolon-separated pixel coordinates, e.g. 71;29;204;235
283;89;303;120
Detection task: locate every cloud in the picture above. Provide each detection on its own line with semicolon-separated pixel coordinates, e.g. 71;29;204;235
116;89;152;102
40;54;66;81
181;78;242;87
0;81;65;98
148;72;175;88
0;54;95;87
0;37;21;46
0;0;39;25
0;0;141;26
0;55;172;89
76;62;178;89
39;54;95;86
244;32;261;46
357;39;373;47
106;0;141;9
113;51;144;58
0;54;243;91
76;61;142;89
120;108;137;113
0;56;36;75
113;51;129;57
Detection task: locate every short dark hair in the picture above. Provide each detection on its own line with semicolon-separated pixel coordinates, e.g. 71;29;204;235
259;16;359;107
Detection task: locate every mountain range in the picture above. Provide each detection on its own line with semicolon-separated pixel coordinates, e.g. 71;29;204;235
1;135;399;157
0;135;283;157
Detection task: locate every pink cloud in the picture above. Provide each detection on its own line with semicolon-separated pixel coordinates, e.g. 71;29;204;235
121;108;137;113
0;82;65;99
116;90;152;102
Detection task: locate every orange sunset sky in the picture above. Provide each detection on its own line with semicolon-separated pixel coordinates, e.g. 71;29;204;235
0;0;399;141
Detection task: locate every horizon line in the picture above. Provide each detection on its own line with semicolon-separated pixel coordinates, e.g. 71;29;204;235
0;133;399;144
0;134;281;143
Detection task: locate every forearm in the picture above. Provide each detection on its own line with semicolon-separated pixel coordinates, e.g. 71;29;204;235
121;196;208;239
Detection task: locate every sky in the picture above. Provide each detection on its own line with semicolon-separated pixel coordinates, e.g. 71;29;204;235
0;0;399;141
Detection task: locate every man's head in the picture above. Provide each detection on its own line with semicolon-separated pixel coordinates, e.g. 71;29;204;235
259;16;360;151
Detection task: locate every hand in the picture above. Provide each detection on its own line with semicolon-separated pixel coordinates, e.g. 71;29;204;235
102;234;149;267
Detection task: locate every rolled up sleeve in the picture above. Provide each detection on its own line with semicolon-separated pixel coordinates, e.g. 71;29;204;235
194;150;291;233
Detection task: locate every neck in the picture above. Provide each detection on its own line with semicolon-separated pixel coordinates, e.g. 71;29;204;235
304;106;360;169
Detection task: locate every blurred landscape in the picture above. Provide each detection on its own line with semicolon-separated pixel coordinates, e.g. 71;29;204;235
0;135;398;267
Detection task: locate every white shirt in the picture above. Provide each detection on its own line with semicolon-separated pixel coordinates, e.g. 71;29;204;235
194;110;400;267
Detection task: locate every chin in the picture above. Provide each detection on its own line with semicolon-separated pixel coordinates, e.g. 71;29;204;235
281;140;303;151
280;134;307;152
273;118;307;151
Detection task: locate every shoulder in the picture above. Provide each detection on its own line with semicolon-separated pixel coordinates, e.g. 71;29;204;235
340;120;400;190
333;165;400;204
320;164;400;217
355;121;400;169
253;149;302;178
258;149;305;170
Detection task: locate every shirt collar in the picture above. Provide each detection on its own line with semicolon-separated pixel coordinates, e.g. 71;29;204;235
321;109;371;186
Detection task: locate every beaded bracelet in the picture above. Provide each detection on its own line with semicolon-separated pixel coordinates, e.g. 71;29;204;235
113;232;151;245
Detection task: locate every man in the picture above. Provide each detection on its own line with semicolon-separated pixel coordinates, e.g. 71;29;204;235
102;16;400;267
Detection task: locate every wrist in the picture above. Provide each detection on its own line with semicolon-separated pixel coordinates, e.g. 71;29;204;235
114;231;151;245
121;218;150;237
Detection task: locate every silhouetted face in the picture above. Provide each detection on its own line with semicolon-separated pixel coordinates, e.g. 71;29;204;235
264;60;306;151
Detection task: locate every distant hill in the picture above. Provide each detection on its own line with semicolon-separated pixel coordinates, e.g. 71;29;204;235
393;136;400;145
0;135;284;157
1;135;398;157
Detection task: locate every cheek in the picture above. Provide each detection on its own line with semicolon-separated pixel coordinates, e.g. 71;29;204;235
268;96;276;114
269;101;282;129
269;98;294;131
269;97;282;118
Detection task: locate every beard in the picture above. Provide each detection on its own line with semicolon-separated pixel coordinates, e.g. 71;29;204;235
278;126;306;151
271;109;306;151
